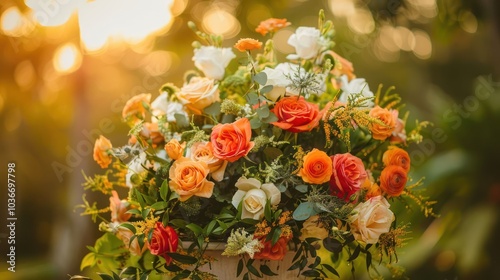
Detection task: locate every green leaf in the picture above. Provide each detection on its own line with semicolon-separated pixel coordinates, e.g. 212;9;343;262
295;184;308;193
256;106;270;119
203;101;221;116
204;220;217;235
141;208;151;219
133;188;146;208
69;276;92;280
348;245;361;262
249;117;262;129
288;259;302;271
246;92;259;105
165;264;183;272
246;262;262;278
323;237;343;254
174;113;189;128
186;223;203;236
119;223;136;234
322;263;340;277
151;201;168;210
301;270;320;277
292;202;317;221
80;253;96;270
366;251;372;271
261;111;278;123
252;72;267;85
168;253;198;265
264;200;272;222
120;266;137;276
97;273;114;280
260;85;273;94
170;219;188;228
260;264;278;276
160;180;169;201
271;227;282;245
126;208;141;216
263;147;282;161
237;258;244;277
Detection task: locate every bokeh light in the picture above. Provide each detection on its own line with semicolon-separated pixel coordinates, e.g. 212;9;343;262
53;43;82;74
1;6;34;37
202;8;240;39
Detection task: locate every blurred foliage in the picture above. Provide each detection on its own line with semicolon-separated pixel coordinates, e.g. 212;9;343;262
0;0;498;279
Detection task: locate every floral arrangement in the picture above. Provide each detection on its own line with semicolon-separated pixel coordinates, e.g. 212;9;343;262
74;10;436;280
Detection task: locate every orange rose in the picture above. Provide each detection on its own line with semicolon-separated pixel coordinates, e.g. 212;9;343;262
176;77;220;115
254;236;290;261
369;106;396;141
122;93;151;123
165;139;185;160
109;190;131;223
255;18;291;36
299;149;333;184
209;118;254;162
234;38;262;52
189;141;228;182
169;157;214;201
93;135;112;168
116;227;147;256
379;165;407;197
271;96;322;133
382;146;410;173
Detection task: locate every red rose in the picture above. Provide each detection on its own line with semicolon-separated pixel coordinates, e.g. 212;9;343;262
209;118;254;162
254;236;290;261
148;222;179;264
330;153;367;201
271;96;322;133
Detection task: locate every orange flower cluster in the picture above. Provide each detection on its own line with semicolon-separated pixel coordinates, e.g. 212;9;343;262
379;147;411;197
234;38;262;52
255;18;291;36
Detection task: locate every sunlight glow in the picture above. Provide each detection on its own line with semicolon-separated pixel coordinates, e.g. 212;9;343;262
1;6;32;37
78;0;174;52
202;8;240;39
53;43;82;74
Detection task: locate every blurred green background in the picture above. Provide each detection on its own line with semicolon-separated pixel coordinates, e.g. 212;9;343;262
0;0;498;279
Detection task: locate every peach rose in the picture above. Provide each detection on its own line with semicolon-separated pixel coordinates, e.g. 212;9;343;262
255;18;291;36
300;215;329;240
188;141;228;182
147;222;179;264
271;96;322;133
116;227;147;256
109;191;131;223
382;146;410;173
122;93;151;123
369;106;396;141
379;165;407;197
389;110;406;144
299;149;333;184
349;195;394;244
140;122;164;145
93;135;113;168
322;50;355;81
234;38;262;52
169;157;214;201
165;139;185;160
254;236;290;261
209;118;254;162
330;153;367;201
176;77;220;115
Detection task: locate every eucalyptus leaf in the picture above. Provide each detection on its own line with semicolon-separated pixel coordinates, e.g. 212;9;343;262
174;113;190;128
252;72;267;85
292;202;318;221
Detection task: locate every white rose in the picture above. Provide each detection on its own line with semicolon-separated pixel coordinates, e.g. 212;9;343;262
193;46;235;80
339;75;374;107
151;93;187;123
261;63;303;100
176;77;220;115
349;196;395;244
231;177;281;220
126;152;149;188
287;27;323;59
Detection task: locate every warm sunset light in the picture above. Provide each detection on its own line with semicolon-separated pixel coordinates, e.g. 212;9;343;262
53;43;82;74
78;0;174;52
1;6;28;36
202;8;240;39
